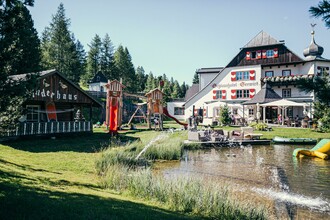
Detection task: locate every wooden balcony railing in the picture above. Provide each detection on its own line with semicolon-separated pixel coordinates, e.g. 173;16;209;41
0;121;92;137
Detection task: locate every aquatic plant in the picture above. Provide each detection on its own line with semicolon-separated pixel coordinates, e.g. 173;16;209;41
97;163;266;219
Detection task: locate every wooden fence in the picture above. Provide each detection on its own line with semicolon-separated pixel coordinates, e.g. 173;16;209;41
0;121;92;138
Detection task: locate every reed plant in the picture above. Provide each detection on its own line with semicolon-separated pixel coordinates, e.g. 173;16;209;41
97;163;266;219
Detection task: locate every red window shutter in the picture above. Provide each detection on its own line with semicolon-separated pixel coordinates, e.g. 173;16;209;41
246;51;251;60
231;90;236;99
213;90;217;99
231;72;236;81
262;50;267;58
222;90;226;99
274;48;278;58
249;89;256;98
257;50;261;59
249;70;255;80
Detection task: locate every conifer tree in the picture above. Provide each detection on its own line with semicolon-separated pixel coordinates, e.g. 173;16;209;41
100;33;115;80
40;3;83;84
145;72;155;92
0;0;39;130
192;72;199;84
83;34;102;83
310;0;330;28
114;46;137;92
136;66;146;92
180;81;187;98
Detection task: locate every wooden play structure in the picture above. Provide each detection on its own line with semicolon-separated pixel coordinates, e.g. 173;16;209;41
105;79;125;134
146;88;164;130
127;102;147;125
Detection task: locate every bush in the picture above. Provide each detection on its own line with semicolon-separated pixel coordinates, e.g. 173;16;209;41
249;122;268;131
219;105;231;126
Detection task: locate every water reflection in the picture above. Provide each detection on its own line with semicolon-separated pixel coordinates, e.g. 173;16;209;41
155;144;330;218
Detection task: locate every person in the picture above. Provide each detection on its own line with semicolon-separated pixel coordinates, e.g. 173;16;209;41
230;114;235;125
295;115;299;122
277;114;282;124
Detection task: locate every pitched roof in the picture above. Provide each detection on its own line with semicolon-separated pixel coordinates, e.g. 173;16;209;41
89;71;108;83
196;67;224;74
243;31;281;48
11;69;103;107
243;83;281;105
184;84;199;101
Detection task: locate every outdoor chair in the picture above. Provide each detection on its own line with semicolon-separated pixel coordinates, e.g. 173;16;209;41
301;120;308;128
241;127;263;140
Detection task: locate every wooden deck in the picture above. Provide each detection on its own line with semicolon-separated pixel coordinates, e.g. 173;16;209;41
184;139;271;147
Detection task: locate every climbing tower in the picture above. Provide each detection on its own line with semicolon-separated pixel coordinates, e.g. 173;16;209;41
145;88;164;130
105;79;125;134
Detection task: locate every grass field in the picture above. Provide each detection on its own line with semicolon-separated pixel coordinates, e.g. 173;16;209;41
0;131;196;220
0;124;329;219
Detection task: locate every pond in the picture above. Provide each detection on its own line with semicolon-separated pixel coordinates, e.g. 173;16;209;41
155;144;330;219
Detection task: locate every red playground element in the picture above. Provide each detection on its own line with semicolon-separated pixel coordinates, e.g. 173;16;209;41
109;98;118;133
105;80;125;135
163;107;188;129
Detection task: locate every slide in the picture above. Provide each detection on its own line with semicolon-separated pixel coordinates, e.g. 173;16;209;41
109;105;118;133
163;107;188;129
46;102;57;121
293;139;330;160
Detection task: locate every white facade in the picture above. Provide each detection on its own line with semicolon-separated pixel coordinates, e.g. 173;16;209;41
182;31;330;125
89;82;107;92
166;102;185;121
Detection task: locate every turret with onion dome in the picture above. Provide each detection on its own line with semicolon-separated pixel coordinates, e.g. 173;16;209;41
303;24;325;60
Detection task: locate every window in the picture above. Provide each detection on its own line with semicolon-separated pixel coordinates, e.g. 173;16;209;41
236;89;250;98
282;69;291;76
265;71;274;77
317;66;330;76
249;109;254;116
266;50;274;58
236;71;250;81
282;89;291;98
26;105;40;122
215;90;222;99
174;107;184;115
214;107;220;117
251;51;257;59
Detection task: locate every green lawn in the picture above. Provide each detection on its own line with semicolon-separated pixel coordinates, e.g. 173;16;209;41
0;130;196;220
0;125;329;219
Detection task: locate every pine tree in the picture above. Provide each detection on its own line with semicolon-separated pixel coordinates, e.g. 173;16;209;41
180;81;187;98
136;66;146;92
100;33;115;80
145;71;155;92
0;0;39;130
310;0;330;28
172;80;182;99
192;72;199;84
83;34;102;83
40;3;83;84
0;2;40;75
114;46;137;92
162;80;172;102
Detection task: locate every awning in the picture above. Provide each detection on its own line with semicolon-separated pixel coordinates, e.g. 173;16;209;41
260;99;308;107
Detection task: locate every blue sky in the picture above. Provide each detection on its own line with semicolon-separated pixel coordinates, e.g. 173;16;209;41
29;0;330;85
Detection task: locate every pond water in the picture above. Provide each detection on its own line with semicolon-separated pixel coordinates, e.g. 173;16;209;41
156;144;330;219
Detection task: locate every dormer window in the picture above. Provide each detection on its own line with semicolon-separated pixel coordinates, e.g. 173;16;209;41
266;50;274;57
251;51;257;59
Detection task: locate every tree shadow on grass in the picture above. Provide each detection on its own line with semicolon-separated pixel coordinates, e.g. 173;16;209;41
0;169;199;220
3;131;142;153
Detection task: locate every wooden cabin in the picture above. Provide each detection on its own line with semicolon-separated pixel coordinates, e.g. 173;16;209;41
3;69;102;137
